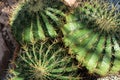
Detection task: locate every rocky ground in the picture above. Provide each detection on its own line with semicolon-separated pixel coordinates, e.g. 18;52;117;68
0;0;19;79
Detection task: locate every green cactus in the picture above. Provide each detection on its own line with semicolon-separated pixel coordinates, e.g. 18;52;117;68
14;40;80;80
10;0;65;42
61;0;120;76
4;65;24;80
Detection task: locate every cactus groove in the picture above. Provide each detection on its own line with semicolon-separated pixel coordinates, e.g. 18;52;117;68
62;0;120;76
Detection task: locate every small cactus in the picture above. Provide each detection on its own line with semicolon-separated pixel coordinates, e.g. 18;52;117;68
10;0;65;42
15;40;80;80
62;0;120;76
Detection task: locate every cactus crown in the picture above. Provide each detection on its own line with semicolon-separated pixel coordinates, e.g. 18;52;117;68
22;0;60;13
24;0;45;12
78;0;120;33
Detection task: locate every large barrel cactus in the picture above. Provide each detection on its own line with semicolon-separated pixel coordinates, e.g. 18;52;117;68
9;40;80;80
62;0;120;76
10;0;65;42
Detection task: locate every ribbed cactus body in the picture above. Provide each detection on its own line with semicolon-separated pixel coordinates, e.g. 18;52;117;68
14;40;80;80
62;0;120;76
10;0;65;42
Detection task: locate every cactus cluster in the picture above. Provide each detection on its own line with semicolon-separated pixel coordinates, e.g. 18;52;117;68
62;0;120;75
6;0;120;79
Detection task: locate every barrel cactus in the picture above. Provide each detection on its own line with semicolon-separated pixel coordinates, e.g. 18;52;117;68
12;39;80;80
10;0;65;42
62;0;120;76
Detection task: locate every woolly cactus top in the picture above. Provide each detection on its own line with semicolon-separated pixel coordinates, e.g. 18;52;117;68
23;0;59;12
24;0;45;12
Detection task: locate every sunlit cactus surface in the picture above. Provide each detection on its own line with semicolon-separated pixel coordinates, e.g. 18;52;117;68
62;0;120;75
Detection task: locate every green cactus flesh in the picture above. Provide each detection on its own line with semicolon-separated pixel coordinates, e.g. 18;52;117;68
4;65;24;80
11;0;65;42
14;40;80;80
62;0;120;76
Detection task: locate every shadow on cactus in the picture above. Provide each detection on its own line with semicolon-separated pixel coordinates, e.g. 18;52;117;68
13;40;80;80
10;0;65;42
62;0;120;76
